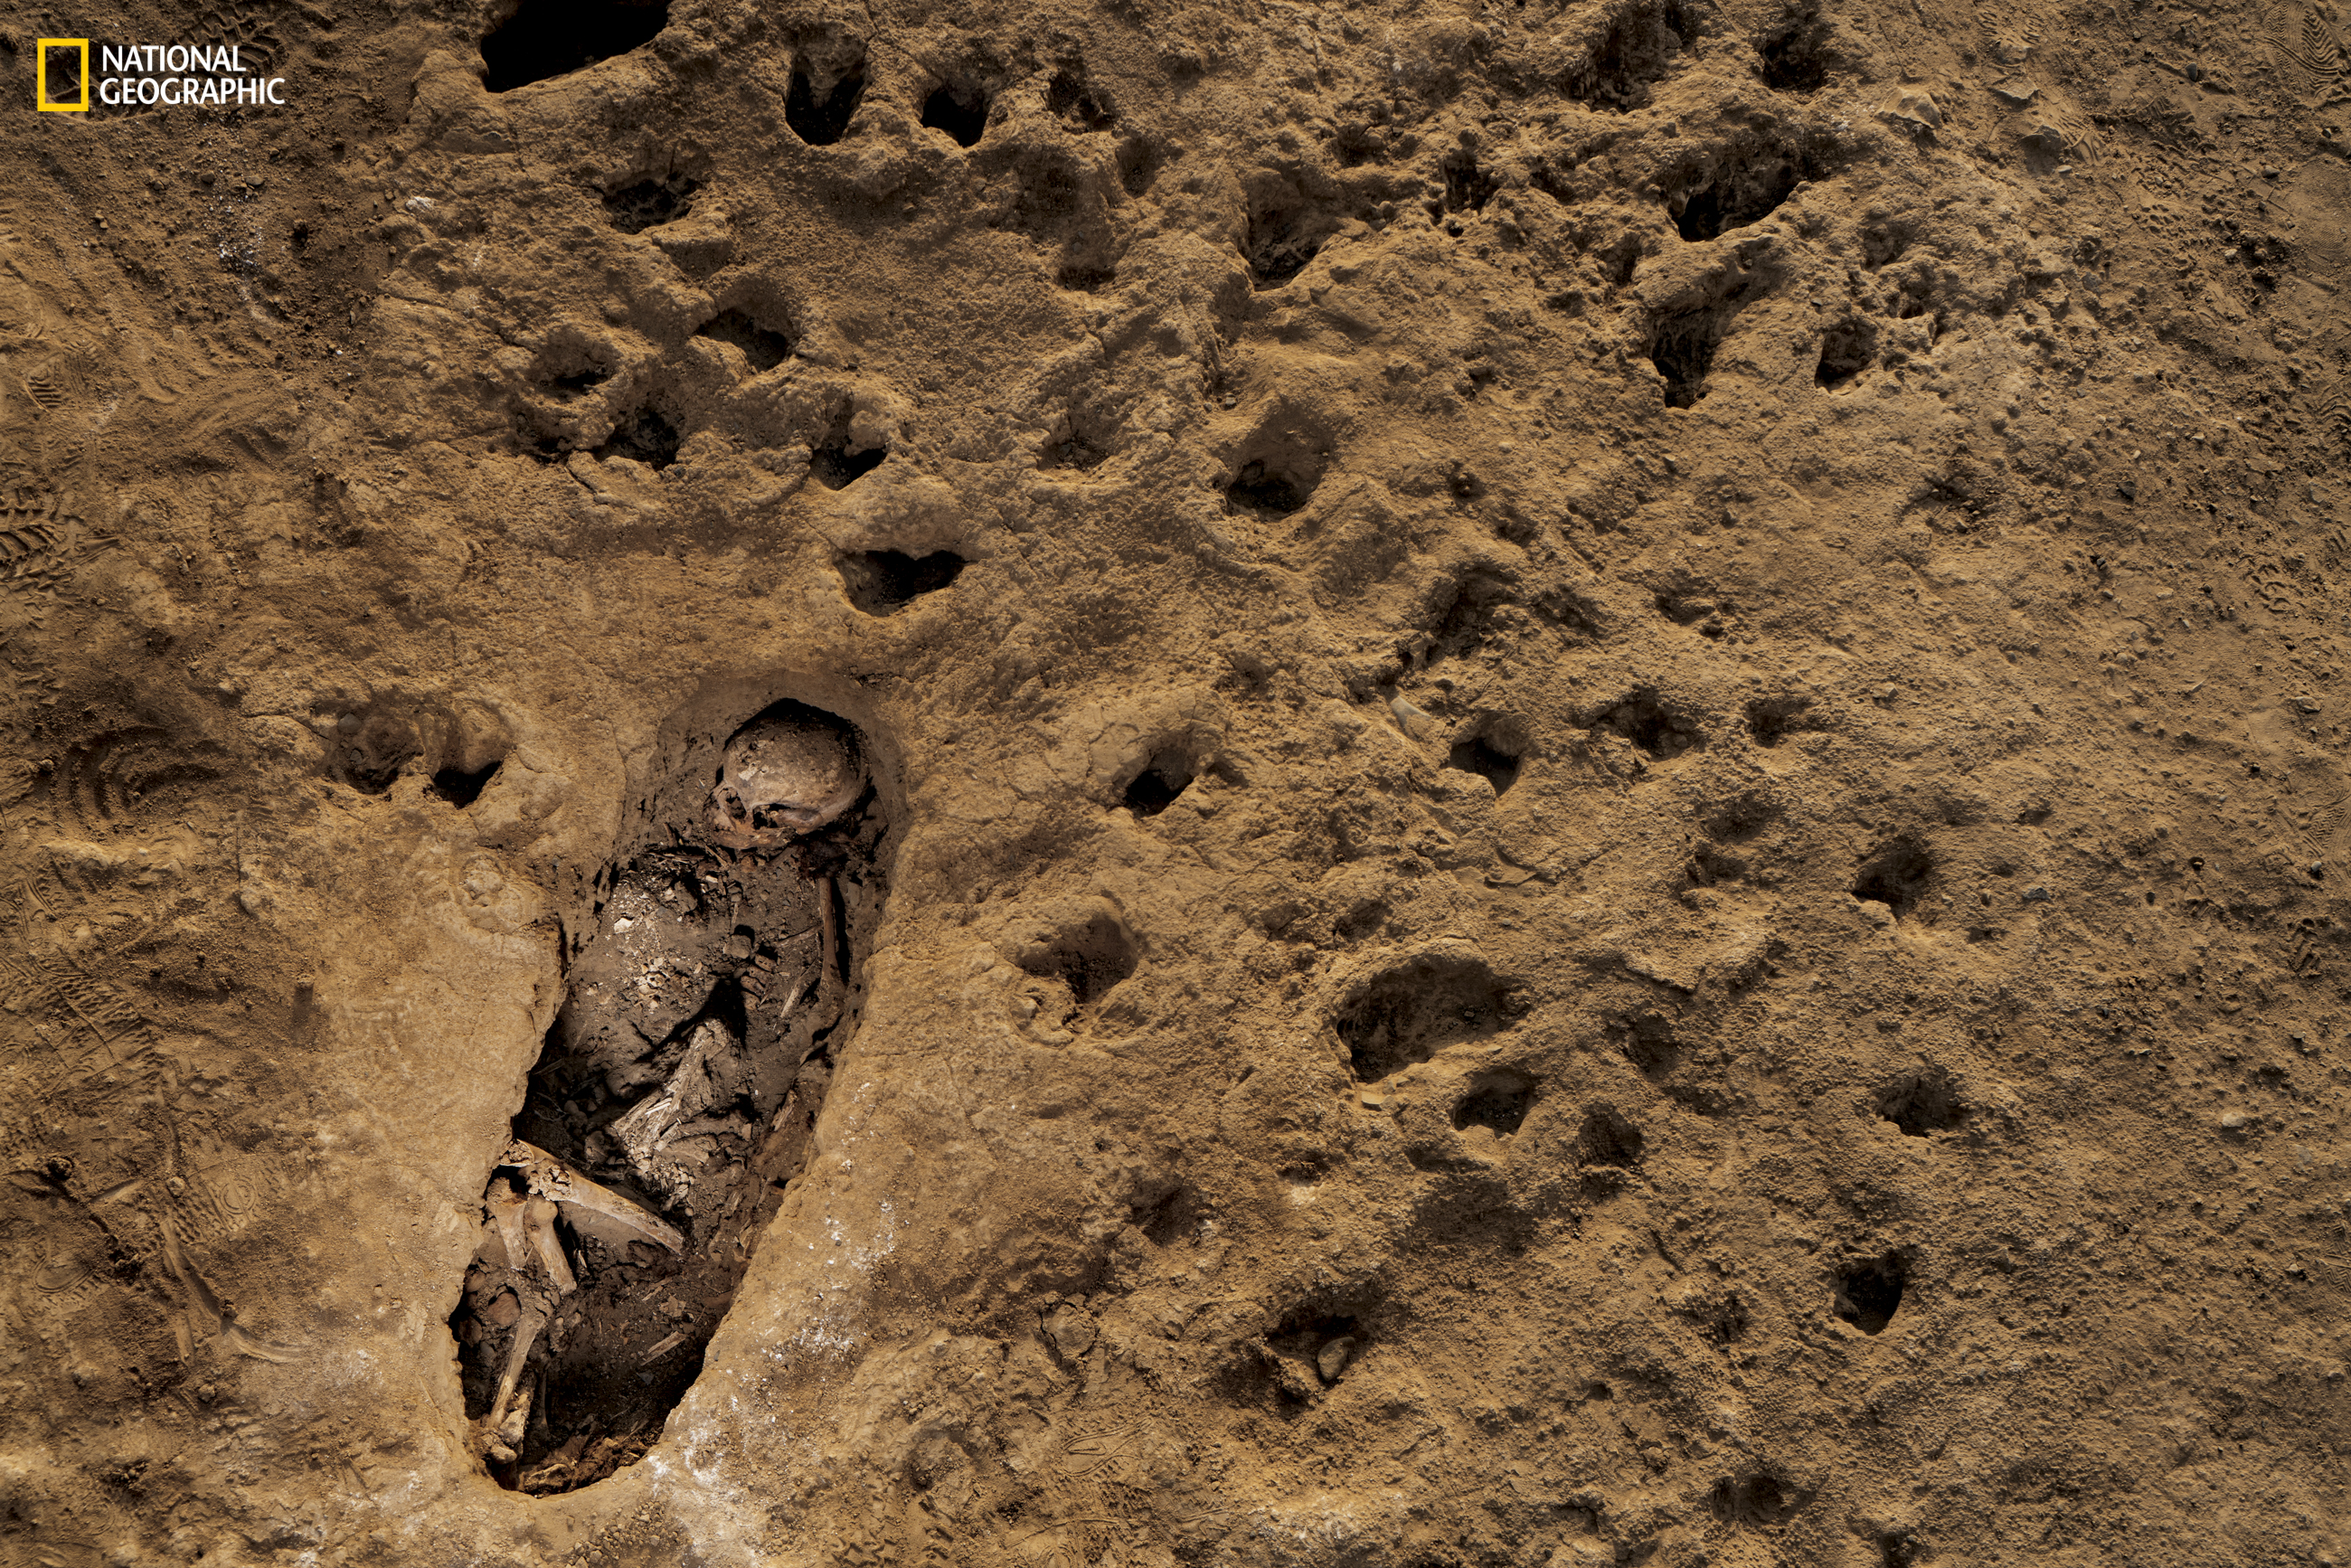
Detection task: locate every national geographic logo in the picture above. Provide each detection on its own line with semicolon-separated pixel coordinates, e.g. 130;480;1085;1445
33;36;288;112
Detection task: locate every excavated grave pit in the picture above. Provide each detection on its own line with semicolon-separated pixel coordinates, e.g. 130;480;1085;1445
447;701;886;1496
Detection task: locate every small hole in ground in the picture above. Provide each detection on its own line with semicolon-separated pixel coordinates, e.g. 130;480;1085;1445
694;308;791;372
1452;1072;1533;1136
601;175;700;234
1851;836;1934;918
785;54;865;146
1648;300;1731;407
1754;0;1836;92
1588;690;1700;760
481;0;668;92
838;551;966;615
432;760;502;808
1046;69;1116;131
595;407;680;470
1746;695;1820;747
1874;1068;1964;1135
1446;732;1523;794
1575;1105;1645;1168
1816;317;1874;389
1335;955;1518;1082
1833;1253;1908;1334
921;82;988;146
1016;912;1137;1006
1226;458;1311;516
809;410;886;490
1121;751;1195;817
1711;1473;1800;1526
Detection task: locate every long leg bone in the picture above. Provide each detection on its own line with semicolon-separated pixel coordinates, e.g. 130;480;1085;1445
502;1138;685;1253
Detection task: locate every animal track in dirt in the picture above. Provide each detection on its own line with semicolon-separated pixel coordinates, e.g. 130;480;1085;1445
601;175;700;234
1335;954;1518;1083
1452;1070;1534;1136
1243;1295;1375;1408
837;550;965;615
1851;836;1935;919
1875;1066;1964;1135
921;80;989;146
785;51;865;146
449;701;884;1495
323;704;418;795
481;0;668;93
1832;1252;1909;1334
694;308;791;373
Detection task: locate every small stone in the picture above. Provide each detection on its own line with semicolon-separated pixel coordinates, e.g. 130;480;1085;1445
1989;77;2039;107
1881;89;1942;129
1317;1336;1356;1383
2220;1111;2252;1133
1855;898;1895;929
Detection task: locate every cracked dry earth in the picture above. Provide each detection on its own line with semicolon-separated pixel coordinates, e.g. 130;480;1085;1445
2;0;2350;1563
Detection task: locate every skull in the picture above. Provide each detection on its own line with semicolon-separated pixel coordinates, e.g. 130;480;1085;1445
706;706;865;848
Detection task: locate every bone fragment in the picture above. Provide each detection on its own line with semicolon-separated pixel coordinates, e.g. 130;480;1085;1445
501;1138;685;1252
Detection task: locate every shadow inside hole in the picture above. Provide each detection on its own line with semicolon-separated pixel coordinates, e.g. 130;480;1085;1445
1874;1069;1964;1135
921;82;988;146
809;411;886;490
1446;732;1522;794
1711;1473;1800;1526
1121;751;1195;816
838;550;965;615
595;407;680;469
1046;69;1116;131
1452;1075;1533;1136
543;363;612;399
1589;689;1700;759
1816;318;1874;389
1833;1254;1908;1334
1755;0;1835;91
432;760;502;808
694;308;791;372
1440;147;1500;213
481;0;669;92
1746;694;1820;746
1666;138;1832;241
1017;912;1136;1006
1335;954;1517;1082
1226;458;1313;517
1564;0;1696;111
1649;300;1731;407
1245;200;1324;287
1851;836;1934;918
1575;1105;1645;1168
601;175;700;234
785;56;865;146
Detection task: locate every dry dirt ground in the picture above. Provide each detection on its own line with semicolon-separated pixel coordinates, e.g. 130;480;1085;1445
2;0;2349;1563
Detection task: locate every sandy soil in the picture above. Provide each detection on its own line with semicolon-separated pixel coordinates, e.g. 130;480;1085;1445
2;0;2349;1563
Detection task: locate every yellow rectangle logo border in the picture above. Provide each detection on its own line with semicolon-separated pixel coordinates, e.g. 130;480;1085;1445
38;38;90;112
